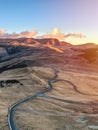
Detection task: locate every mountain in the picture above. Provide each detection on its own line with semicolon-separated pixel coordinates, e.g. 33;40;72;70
0;38;97;65
0;38;98;64
0;38;71;46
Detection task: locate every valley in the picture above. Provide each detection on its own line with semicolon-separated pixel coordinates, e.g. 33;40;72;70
0;38;98;130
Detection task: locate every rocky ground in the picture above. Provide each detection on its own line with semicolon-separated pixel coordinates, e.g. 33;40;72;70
0;38;98;130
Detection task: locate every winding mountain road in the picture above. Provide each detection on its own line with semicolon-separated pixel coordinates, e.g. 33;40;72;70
8;69;58;130
0;63;98;130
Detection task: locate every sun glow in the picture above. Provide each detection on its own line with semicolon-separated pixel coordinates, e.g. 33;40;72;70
65;36;98;45
52;28;59;35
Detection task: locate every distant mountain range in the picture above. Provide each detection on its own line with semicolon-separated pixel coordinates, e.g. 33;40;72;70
0;38;98;64
0;38;71;46
0;38;97;48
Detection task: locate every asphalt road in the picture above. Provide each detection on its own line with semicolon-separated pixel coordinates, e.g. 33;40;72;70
8;93;44;130
8;69;58;130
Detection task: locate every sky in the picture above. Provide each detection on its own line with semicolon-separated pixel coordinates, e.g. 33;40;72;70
0;0;98;44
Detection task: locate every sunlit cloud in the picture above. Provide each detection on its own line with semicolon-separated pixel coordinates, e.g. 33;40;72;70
19;31;38;38
37;28;65;40
37;28;86;41
64;33;85;39
0;29;38;38
0;29;7;36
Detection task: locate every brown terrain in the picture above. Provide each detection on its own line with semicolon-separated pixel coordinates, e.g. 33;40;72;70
0;38;98;130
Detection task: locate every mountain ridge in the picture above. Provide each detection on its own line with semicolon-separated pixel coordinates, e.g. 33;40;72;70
0;38;97;48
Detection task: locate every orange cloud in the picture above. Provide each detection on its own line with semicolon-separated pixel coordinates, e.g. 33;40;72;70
19;31;38;38
0;29;38;38
0;29;7;36
37;28;65;40
0;28;86;43
37;28;85;41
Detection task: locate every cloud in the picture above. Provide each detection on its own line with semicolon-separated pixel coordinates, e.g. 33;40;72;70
0;30;7;36
37;28;86;41
0;29;38;38
0;28;85;41
19;31;38;38
37;28;65;40
64;33;86;39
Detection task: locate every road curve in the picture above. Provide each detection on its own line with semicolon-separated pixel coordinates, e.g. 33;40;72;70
8;93;44;130
8;69;58;130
